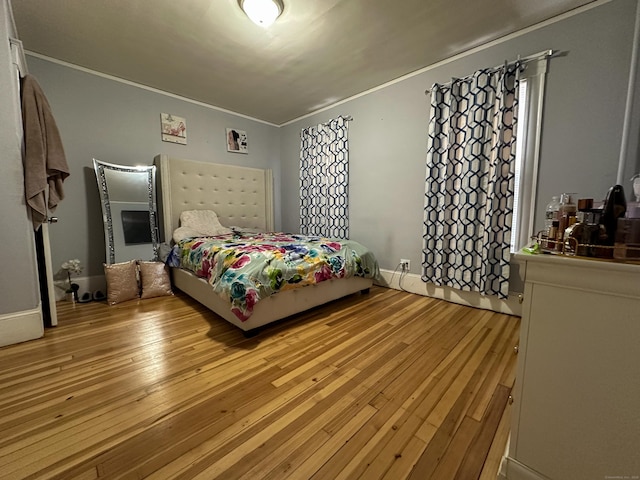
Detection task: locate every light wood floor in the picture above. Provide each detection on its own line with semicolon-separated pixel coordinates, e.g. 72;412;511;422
0;286;519;480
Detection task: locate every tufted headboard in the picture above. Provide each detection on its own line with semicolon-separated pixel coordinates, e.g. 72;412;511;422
154;154;274;243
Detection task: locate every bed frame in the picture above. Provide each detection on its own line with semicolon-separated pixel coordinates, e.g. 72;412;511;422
154;154;372;333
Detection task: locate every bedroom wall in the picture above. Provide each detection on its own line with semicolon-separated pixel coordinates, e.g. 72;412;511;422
0;0;43;343
25;56;282;283
0;0;40;314
280;0;639;278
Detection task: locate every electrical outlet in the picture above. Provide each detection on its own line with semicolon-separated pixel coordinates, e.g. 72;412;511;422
400;259;410;271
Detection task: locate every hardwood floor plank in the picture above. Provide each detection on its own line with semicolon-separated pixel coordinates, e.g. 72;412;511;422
0;287;519;480
231;384;371;479
139;368;340;479
426;318;504;428
468;319;519;421
0;359;275;478
310;398;410;480
254;428;332;480
380;434;427;480
478;395;513;480
430;416;480;480
316;402;417;480
353;409;425;480
81;367;287;479
282;404;378;480
407;323;505;479
455;384;511;479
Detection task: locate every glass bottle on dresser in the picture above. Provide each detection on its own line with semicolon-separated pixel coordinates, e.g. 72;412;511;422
543;196;560;249
563;198;594;256
596;185;627;258
556;193;577;252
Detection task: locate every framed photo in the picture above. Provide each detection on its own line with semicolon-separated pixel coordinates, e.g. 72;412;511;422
161;113;187;145
226;128;248;154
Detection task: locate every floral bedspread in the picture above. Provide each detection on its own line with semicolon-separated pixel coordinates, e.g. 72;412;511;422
167;232;378;321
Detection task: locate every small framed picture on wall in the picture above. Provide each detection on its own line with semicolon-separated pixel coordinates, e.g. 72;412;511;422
226;128;248;154
160;113;187;145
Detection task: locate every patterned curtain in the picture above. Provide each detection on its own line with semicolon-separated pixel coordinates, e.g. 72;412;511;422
422;64;520;298
300;116;349;238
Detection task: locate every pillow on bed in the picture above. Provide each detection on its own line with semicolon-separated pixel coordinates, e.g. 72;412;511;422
173;226;207;243
104;260;139;305
229;226;265;234
177;209;232;239
139;261;173;299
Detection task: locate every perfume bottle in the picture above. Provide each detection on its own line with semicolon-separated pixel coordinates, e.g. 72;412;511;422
564;199;593;256
627;174;640;218
556;194;576;252
600;185;626;246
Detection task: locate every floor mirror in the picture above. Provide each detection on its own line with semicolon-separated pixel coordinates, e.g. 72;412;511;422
93;159;159;264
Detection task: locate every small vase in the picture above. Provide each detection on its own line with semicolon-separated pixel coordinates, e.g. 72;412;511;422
65;291;76;303
70;283;80;302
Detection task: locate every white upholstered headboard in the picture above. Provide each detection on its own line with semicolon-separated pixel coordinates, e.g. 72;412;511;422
154;154;274;243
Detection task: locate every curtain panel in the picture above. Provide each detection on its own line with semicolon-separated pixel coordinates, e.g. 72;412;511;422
422;64;520;298
300;116;349;239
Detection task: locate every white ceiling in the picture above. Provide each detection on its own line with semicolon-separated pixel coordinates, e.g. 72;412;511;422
12;0;595;125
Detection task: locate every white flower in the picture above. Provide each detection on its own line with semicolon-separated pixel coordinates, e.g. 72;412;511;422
61;259;83;275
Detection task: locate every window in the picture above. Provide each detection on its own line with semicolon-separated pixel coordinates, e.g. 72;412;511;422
511;80;529;252
300;116;350;239
510;57;549;252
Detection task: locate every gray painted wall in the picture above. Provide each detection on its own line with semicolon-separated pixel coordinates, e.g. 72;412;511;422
0;0;40;315
26;56;281;278
280;0;640;273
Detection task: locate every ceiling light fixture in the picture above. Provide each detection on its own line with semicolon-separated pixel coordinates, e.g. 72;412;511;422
238;0;283;27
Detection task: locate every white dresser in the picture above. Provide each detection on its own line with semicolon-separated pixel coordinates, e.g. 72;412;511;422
503;253;640;480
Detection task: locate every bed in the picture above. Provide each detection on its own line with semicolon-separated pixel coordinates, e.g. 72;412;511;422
154;154;377;334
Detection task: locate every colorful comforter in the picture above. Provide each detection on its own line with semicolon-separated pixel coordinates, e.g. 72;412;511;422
167;232;378;321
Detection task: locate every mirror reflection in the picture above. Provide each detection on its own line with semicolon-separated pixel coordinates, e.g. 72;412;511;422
93;159;158;264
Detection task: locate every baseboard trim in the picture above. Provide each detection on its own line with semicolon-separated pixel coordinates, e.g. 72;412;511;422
501;457;553;480
0;306;44;347
53;275;107;301
376;269;522;316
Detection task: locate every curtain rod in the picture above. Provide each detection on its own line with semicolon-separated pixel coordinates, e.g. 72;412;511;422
331;115;353;123
424;49;560;95
315;115;353;127
301;115;353;134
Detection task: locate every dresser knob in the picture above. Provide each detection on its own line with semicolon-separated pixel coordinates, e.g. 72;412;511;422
518;294;524;304
514;345;519;354
508;395;514;405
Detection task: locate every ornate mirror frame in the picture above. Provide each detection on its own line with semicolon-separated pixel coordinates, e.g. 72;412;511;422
93;158;159;264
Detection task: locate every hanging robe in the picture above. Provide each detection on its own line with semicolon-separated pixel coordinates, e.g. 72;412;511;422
21;74;70;230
